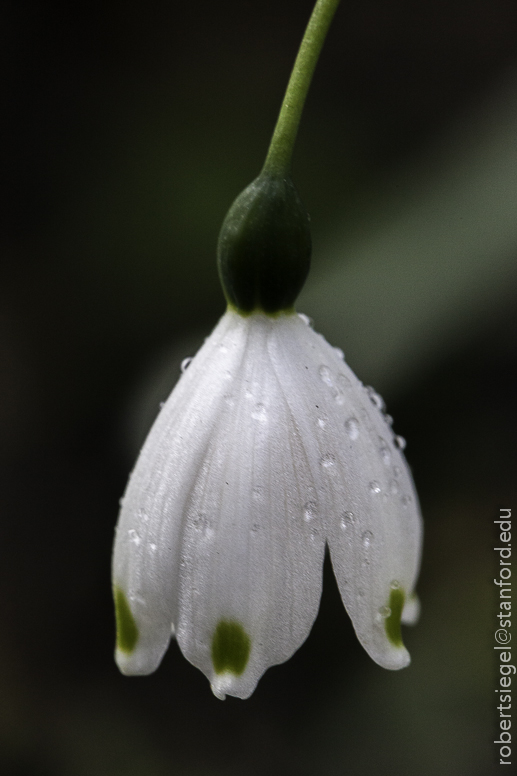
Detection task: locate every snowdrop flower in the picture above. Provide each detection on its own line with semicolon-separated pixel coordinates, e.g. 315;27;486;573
113;0;422;700
113;305;422;699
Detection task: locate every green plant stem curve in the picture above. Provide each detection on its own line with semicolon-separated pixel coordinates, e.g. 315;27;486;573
263;0;342;176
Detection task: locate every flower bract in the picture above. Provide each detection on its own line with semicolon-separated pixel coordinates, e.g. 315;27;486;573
113;309;422;699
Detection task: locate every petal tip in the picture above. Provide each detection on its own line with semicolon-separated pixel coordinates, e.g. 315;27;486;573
401;592;421;625
114;586;139;656
211;620;251;676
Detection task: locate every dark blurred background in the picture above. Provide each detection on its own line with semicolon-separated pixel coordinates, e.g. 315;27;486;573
1;1;516;774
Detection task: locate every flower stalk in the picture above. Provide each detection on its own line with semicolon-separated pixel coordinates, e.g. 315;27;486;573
264;0;342;176
217;0;342;315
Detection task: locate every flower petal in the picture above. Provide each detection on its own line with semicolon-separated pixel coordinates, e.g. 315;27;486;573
174;313;325;699
112;312;250;674
269;313;422;670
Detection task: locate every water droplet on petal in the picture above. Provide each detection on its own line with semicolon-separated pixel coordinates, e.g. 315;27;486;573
318;365;333;387
401;494;412;509
384;413;394;426
333;347;345;360
159;401;165;409
369;481;381;494
365;386;385;411
298;313;314;327
128;529;141;546
345;417;360;440
389;479;399;495
378;605;391;619
393;466;402;477
379;439;392;465
337;373;351;390
340;511;355;530
149;543;157;552
320;453;336;469
395;435;407;450
317;416;327;429
362;530;373;548
251;403;267;422
390;579;401;590
250;523;260;534
252;486;263;502
303;501;318;522
193;512;213;537
180;357;192;373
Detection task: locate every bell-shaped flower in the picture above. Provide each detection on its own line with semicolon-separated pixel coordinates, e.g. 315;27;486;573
113;0;422;700
113;305;422;699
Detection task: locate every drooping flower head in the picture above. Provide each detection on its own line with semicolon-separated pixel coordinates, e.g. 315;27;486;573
112;0;422;700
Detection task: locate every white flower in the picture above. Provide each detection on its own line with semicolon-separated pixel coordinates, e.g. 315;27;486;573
113;308;422;699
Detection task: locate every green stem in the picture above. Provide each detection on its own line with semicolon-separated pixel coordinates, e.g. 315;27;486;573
263;0;342;176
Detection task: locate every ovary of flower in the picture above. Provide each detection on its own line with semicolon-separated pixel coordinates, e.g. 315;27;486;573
112;309;422;699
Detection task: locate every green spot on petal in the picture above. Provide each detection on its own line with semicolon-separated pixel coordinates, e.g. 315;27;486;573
211;620;251;676
114;587;139;654
385;586;405;648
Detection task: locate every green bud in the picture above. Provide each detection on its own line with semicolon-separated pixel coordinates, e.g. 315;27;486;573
217;172;311;314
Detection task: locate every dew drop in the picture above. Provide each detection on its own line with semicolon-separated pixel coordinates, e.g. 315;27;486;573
129;593;146;606
393;466;402;477
318;365;333;387
345;417;360;440
149;543;157;552
389;479;399;495
390;579;401;590
395;435;407;450
159;401;165;409
384;413;394;426
365;386;385;411
303;501;318;522
180;357;192;373
128;529;141;546
362;530;373;548
337;373;352;390
251;403;267;422
369;481;381;495
252;486;263;502
193;512;213;536
379;439;392;466
320;453;336;469
333;347;345;360
317;417;327;429
340;511;355;530
401;494;412;509
298;313;314;328
250;523;260;534
137;507;149;522
378;605;391;619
